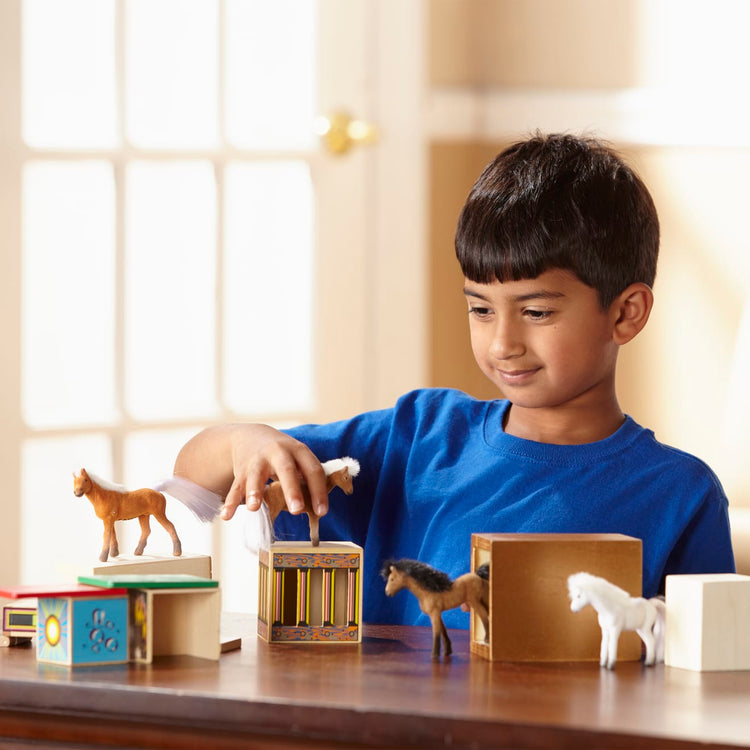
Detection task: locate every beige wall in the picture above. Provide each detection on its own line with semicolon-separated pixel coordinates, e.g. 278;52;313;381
430;0;638;88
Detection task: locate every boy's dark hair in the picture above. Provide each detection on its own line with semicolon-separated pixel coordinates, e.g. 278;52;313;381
455;132;660;308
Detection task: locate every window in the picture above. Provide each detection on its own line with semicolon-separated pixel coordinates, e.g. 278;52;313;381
20;0;318;611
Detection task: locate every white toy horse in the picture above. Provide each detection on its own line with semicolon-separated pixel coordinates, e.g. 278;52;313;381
567;571;666;669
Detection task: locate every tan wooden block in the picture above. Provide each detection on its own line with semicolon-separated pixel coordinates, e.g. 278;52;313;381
92;553;212;579
130;586;221;663
665;573;750;672
471;533;642;662
257;541;363;644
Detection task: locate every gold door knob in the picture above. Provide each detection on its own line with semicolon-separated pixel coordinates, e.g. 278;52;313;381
315;112;378;156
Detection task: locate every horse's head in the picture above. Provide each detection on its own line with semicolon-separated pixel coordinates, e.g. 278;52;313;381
381;562;405;597
567;572;591;613
338;468;354;494
73;468;92;497
324;457;359;496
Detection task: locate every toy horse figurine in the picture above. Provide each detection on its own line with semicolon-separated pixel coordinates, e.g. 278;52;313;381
381;558;489;659
567;571;666;669
73;468;182;563
263;457;360;547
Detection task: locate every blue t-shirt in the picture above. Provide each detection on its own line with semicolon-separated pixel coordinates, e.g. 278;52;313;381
276;388;735;627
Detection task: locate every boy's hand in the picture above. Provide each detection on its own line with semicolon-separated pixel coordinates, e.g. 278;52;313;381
220;425;328;521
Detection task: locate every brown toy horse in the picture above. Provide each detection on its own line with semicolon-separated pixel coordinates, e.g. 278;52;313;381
73;468;182;562
382;559;489;659
263;457;360;546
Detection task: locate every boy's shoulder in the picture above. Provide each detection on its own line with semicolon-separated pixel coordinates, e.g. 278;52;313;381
394;387;494;420
624;418;725;491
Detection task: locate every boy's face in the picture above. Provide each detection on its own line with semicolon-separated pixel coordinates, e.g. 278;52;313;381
463;269;620;419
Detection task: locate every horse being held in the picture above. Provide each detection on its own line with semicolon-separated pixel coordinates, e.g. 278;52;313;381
381;558;489;659
567;571;665;669
73;468;182;563
263;457;360;547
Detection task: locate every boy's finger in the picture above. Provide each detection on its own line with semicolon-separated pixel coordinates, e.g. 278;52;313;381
246;488;263;511
221;479;245;520
273;466;306;514
297;454;328;517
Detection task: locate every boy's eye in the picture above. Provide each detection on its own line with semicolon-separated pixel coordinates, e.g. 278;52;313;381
524;308;553;321
468;306;492;319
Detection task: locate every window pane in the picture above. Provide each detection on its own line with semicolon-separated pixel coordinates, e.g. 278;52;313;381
224;162;314;414
225;0;316;150
125;161;217;420
123;429;213;556
22;161;117;428
22;0;117;148
22;434;112;584
126;0;218;148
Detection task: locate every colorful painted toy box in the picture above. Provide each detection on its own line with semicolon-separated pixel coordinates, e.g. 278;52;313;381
0;584;129;666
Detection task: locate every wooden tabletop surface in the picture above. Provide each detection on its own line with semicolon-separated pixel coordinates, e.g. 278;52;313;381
1;614;749;749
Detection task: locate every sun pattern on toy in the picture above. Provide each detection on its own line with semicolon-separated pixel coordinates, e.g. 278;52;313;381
37;598;69;661
45;614;60;646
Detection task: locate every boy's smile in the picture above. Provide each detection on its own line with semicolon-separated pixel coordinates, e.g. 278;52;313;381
463;268;625;444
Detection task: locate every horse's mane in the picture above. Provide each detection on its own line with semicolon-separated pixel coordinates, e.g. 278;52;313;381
82;469;128;495
568;571;632;606
322;456;360;477
381;558;453;592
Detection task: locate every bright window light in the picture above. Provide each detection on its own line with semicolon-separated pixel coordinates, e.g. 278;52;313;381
225;0;316;149
125;161;217;420
22;161;117;428
22;435;112;584
22;0;117;148
223;161;314;414
126;0;219;148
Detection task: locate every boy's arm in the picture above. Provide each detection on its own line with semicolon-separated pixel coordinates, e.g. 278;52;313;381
172;424;329;521
660;488;736;589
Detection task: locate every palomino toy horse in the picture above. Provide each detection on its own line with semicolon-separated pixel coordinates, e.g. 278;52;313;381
381;558;489;659
567;571;666;669
73;468;182;562
263;457;360;547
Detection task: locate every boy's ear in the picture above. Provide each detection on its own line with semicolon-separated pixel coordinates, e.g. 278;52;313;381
611;283;654;345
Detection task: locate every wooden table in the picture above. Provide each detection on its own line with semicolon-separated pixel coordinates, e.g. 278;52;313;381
1;615;749;749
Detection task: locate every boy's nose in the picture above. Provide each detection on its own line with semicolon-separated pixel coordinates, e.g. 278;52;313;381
489;320;524;360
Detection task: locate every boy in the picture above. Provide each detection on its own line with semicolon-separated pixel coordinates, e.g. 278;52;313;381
174;133;735;627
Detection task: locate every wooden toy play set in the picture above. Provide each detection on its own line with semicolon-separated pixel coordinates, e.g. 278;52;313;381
665;573;750;672
469;532;643;662
1;603;37;647
1;575;220;667
2;464;746;673
257;541;363;643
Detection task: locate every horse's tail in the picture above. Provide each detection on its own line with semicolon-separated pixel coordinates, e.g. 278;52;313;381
650;596;667;663
151;476;276;553
243;501;274;553
151;476;224;522
475;563;490;609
